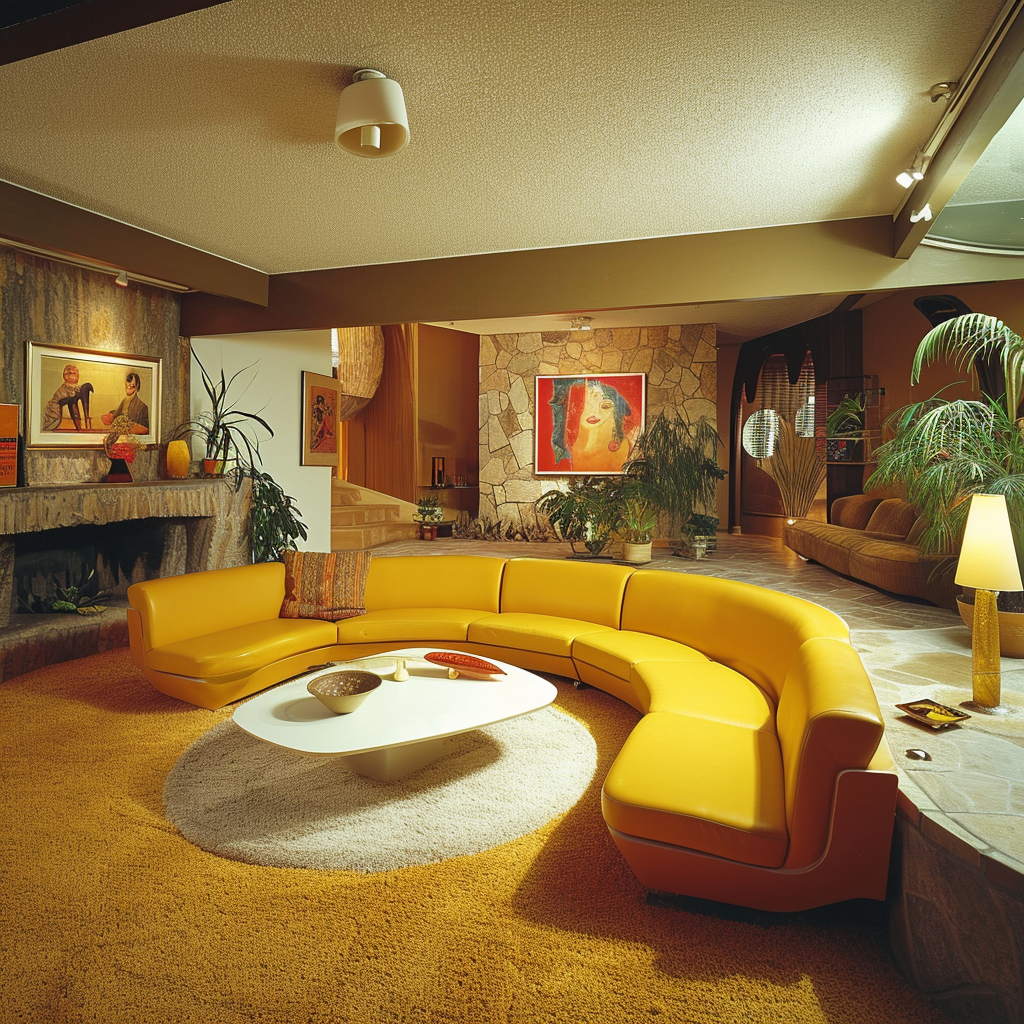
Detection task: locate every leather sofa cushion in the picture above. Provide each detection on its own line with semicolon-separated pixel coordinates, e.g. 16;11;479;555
775;637;884;868
499;558;633;628
864;498;919;539
336;608;491;643
468;612;615;657
573;630;707;680
602;712;788;868
631;661;776;732
129;562;286;651
363;555;505;613
621;571;848;702
830;494;883;530
147;617;338;680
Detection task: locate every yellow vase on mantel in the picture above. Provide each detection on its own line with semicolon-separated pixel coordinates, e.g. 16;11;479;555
166;440;191;479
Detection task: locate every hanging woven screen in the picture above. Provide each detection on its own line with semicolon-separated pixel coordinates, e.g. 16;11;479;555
334;326;385;421
755;352;825;519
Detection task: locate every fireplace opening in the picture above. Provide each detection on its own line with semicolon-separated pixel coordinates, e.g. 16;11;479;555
13;518;167;613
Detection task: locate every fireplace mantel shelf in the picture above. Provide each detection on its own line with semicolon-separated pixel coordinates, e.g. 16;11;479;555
1;477;251;638
0;479;237;536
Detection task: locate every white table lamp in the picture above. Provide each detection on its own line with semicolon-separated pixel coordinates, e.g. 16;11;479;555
954;494;1023;708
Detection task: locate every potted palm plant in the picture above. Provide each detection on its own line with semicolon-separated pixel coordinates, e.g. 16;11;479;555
621;411;726;554
867;312;1024;654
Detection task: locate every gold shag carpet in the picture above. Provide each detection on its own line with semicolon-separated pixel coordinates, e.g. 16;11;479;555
0;649;951;1024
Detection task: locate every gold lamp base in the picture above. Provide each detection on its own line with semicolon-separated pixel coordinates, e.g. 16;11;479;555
971;588;1001;708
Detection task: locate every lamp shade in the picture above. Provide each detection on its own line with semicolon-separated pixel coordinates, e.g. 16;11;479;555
955;494;1023;591
335;70;409;157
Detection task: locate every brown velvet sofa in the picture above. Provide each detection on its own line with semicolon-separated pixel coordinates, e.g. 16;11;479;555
783;495;956;608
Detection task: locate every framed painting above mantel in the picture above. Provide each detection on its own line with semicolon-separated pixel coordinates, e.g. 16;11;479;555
25;341;161;449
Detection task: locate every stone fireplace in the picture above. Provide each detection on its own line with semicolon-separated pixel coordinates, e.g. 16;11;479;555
0;479;249;680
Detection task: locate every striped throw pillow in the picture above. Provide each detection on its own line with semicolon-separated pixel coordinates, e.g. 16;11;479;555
279;550;371;621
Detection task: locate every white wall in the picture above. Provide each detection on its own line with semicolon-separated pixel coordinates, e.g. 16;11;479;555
190;331;333;552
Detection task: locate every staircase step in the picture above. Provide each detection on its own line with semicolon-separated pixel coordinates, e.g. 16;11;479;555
330;521;420;550
332;506;389;527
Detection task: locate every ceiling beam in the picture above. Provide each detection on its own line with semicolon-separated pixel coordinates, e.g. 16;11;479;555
0;180;268;304
0;0;232;66
180;217;1024;337
892;1;1024;258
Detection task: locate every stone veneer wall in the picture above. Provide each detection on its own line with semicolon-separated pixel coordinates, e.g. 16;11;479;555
478;325;717;531
0;245;184;485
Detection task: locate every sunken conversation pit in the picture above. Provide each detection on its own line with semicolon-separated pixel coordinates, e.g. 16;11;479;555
127;553;898;914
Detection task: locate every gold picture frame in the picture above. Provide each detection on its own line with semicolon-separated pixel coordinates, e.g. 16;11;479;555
301;370;340;467
25;341;161;448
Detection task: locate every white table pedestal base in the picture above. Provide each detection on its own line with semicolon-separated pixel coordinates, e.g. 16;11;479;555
336;735;456;782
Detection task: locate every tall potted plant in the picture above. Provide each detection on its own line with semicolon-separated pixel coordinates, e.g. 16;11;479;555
176;349;307;564
866;312;1024;654
621;411;726;553
176;350;274;476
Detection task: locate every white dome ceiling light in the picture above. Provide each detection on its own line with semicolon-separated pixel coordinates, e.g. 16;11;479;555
335;69;409;157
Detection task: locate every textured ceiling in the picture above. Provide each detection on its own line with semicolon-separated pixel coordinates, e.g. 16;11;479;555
0;0;1005;284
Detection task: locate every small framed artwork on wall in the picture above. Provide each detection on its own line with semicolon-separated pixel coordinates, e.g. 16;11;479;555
25;341;161;448
301;370;340;467
534;372;646;475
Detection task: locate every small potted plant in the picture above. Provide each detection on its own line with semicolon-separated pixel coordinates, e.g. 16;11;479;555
617;488;658;563
685;512;719;557
825;393;866;462
415;495;444;523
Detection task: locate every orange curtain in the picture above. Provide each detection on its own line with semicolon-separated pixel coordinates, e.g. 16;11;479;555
354;323;418;502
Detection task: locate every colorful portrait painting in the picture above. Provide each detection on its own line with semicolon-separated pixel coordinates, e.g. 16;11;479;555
301;370;340;467
534;373;646;475
26;341;161;448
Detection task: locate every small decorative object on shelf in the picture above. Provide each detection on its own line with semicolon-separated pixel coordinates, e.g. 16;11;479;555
0;403;18;487
392;658;409;681
102;414;142;482
165;439;191;479
431;456;446;487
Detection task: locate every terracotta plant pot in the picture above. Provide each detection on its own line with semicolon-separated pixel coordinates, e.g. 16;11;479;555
957;597;1024;658
201;458;226;477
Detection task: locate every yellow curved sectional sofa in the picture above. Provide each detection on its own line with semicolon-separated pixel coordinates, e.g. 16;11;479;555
127;554;897;913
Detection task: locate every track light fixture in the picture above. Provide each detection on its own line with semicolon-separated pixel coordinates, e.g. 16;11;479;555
115;271;129;287
335;69;409;157
569;316;593;331
909;204;933;224
896;151;930;189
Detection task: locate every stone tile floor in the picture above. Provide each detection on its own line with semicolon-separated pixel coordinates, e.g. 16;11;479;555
379;532;1024;880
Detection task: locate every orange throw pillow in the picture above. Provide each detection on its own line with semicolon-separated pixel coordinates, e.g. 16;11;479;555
279;550;371;621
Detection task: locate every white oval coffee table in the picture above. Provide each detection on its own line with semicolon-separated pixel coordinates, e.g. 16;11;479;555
232;648;558;782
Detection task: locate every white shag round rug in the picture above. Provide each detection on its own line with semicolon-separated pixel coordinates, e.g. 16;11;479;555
163;706;597;872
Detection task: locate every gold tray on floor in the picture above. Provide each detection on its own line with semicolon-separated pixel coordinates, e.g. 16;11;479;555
896;698;971;729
